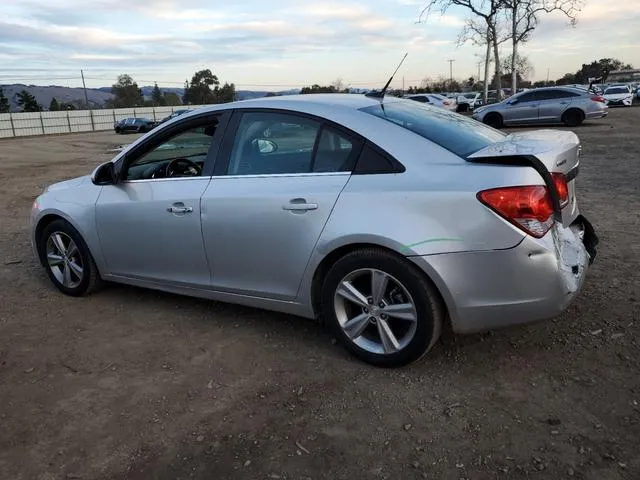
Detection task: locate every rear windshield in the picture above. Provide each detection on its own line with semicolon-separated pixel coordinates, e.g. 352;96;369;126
360;100;506;157
605;87;628;94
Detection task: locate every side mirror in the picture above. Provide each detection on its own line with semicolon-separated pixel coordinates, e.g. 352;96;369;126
253;138;277;154
92;162;117;185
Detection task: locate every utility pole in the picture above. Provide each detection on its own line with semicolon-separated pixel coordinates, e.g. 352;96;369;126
546;68;550;85
402;76;405;94
476;61;482;82
447;59;455;83
81;69;94;130
80;69;90;107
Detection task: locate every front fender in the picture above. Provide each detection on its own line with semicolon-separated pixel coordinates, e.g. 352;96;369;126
31;186;106;275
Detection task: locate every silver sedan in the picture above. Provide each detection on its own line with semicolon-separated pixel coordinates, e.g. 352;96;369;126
472;87;608;128
30;94;598;367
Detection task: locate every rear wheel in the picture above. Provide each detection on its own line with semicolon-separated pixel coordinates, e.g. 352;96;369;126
40;219;102;297
483;112;503;129
114;127;121;134
562;109;584;127
321;249;444;367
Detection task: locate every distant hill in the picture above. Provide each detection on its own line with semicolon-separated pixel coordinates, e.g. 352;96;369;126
0;83;302;111
0;84;112;111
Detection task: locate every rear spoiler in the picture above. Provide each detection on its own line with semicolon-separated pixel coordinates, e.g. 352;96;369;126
464;154;564;222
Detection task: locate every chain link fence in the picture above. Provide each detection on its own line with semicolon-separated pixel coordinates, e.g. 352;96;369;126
0;106;208;139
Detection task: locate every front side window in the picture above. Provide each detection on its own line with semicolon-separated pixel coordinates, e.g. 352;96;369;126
514;92;536;103
360;100;506;158
125;122;218;180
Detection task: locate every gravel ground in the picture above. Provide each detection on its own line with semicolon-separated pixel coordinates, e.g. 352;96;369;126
0;109;639;480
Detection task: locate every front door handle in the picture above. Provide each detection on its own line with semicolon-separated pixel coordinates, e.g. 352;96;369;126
283;198;318;212
167;202;193;214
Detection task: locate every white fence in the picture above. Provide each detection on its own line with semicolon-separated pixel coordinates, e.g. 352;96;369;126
0;105;210;139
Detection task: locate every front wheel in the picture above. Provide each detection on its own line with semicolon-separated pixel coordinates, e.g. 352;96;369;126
40;219;102;296
483;112;503;129
321;249;444;367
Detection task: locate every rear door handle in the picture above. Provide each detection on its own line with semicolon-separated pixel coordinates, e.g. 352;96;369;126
283;198;318;212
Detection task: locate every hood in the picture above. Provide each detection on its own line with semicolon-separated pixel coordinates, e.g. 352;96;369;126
45;175;92;192
604;93;631;100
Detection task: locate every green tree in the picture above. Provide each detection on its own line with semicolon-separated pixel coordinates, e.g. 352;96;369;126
214;82;235;103
151;83;163;106
0;88;9;113
108;74;143;108
49;97;60;111
59;102;77;110
16;90;42;112
164;92;182;106
300;84;337;94
185;69;220;104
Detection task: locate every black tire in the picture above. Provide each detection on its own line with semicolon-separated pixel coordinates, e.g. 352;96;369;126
456;104;469;113
114;127;121;134
562;109;584;127
320;248;444;367
39;219;102;297
138;126;147;133
483;112;503;129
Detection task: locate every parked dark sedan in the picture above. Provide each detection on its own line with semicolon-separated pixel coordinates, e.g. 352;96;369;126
114;117;158;134
160;109;192;123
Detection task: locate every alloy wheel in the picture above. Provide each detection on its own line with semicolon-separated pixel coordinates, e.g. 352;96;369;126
45;231;84;289
334;268;418;355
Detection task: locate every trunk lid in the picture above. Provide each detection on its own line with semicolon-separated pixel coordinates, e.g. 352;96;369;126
467;129;581;227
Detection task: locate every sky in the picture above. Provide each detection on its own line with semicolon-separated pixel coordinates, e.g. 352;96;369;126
1;0;639;90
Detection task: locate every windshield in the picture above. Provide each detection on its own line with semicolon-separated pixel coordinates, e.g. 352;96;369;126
605;87;628;94
464;93;478;99
360;100;506;158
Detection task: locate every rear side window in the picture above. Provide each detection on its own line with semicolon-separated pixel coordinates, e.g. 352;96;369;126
535;89;577;100
360;101;506;158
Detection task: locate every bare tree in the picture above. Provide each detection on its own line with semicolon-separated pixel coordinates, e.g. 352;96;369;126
331;78;345;92
502;0;583;92
420;0;504;103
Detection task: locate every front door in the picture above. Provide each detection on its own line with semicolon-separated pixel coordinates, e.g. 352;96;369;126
95;113;227;287
502;91;539;124
201;110;361;300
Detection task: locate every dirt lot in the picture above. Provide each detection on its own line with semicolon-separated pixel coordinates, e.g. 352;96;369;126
1;109;639;480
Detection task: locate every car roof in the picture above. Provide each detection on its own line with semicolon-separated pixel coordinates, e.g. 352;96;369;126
183;93;396;118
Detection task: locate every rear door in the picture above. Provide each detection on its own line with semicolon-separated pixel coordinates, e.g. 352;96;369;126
537;89;578;122
201;109;362;300
502;91;539;124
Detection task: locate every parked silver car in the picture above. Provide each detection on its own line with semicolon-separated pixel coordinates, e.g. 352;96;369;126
30;94;598;367
472;87;608;128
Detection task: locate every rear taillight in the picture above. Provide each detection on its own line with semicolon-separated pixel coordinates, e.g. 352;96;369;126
477;186;554;238
591;95;606;103
551;172;569;207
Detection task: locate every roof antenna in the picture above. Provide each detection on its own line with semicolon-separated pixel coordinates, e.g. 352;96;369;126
366;52;408;99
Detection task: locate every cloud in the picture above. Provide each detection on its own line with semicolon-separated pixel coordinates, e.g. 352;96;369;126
1;0;638;88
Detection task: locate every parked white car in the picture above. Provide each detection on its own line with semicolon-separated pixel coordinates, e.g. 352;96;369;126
404;94;457;111
602;85;633;107
456;92;483;112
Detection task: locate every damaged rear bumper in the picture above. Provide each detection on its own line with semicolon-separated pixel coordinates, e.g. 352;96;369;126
410;216;598;334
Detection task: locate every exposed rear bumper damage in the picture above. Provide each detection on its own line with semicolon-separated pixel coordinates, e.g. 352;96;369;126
411;215;598;334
